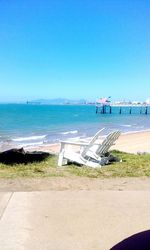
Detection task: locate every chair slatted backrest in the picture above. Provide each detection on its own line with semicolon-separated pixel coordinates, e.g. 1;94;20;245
96;131;121;156
81;128;105;158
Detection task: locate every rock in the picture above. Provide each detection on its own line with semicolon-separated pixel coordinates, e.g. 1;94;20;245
0;148;50;164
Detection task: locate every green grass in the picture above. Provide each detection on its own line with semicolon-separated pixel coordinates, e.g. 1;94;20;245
0;151;150;178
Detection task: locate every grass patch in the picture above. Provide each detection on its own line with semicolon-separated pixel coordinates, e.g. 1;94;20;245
0;151;150;178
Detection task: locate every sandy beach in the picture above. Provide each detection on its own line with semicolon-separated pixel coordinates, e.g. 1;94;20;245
112;130;150;154
27;130;150;155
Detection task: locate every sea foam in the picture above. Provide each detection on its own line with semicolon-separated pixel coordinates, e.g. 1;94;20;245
60;130;78;135
12;135;46;142
121;124;132;127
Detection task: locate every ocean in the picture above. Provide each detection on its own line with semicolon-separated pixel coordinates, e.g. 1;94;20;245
0;104;150;150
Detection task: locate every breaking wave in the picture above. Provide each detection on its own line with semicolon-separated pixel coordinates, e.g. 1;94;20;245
60;130;78;135
12;135;47;142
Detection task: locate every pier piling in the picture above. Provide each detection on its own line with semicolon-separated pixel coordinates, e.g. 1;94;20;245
110;106;112;114
96;106;98;114
145;107;148;115
95;105;149;115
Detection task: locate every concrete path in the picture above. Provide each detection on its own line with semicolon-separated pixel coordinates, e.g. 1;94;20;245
0;190;150;250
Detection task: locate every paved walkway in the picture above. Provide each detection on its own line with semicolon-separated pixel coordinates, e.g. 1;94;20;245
0;190;150;250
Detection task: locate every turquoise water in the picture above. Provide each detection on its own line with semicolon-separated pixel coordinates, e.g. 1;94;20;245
0;104;150;149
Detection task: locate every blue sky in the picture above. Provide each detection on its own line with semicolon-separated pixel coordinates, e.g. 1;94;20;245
0;0;150;102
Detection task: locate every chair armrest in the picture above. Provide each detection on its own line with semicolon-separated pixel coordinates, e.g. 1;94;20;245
60;140;101;147
60;141;89;146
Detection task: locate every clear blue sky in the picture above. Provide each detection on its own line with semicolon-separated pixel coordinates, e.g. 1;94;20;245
0;0;150;102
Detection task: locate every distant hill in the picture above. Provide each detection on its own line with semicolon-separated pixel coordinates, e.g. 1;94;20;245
29;98;88;105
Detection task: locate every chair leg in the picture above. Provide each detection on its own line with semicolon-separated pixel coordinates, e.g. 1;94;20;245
58;151;64;166
58;149;68;166
58;143;65;166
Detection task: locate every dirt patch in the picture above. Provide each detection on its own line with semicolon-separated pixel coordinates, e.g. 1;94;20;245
0;176;150;192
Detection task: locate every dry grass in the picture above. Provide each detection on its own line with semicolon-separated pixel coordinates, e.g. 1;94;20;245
0;151;150;179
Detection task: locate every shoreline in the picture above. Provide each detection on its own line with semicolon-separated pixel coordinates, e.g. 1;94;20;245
0;129;150;154
24;129;150;155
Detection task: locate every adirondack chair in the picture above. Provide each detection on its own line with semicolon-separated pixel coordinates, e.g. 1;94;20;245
84;130;121;160
58;129;121;168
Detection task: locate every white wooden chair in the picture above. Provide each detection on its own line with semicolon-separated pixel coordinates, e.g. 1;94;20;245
58;129;121;168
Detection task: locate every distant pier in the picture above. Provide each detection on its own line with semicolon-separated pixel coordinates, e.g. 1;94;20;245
96;104;150;115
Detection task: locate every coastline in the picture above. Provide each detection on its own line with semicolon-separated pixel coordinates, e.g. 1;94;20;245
24;129;150;155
